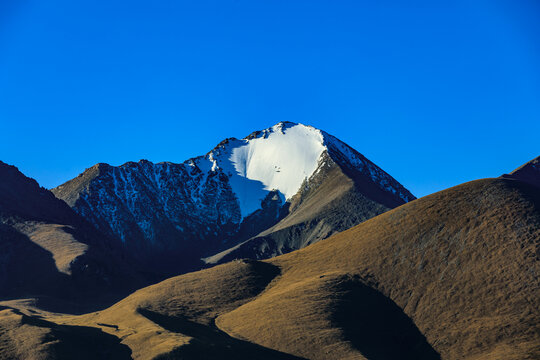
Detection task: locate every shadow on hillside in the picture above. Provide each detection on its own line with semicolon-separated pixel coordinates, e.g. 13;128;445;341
332;276;440;360
0;224;141;315
2;306;132;359
0;224;70;298
138;308;305;360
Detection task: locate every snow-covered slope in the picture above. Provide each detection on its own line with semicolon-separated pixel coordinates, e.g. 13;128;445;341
53;122;415;275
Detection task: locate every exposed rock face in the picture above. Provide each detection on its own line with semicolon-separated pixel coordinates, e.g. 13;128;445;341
53;160;242;274
53;122;415;275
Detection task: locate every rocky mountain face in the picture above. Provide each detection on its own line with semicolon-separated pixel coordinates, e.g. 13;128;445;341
0;161;141;308
53;122;415;275
53;160;242;274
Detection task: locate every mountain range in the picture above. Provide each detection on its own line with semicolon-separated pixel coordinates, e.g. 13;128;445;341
0;123;538;359
51;122;414;275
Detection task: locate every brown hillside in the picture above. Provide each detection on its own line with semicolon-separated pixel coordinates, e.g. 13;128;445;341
0;305;132;360
55;260;303;359
2;178;538;359
220;178;540;359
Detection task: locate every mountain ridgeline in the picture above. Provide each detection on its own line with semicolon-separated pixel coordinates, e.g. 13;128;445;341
52;122;415;275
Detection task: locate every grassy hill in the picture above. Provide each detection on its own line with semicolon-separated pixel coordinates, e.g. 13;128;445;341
219;178;539;359
2;177;538;359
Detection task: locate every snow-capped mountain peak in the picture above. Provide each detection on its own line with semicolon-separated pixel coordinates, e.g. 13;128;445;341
190;121;412;218
53;121;414;273
195;122;325;217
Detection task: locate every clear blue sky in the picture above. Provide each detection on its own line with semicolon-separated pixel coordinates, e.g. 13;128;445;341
1;0;539;197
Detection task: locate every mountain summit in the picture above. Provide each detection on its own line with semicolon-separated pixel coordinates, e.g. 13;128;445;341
53;122;414;275
192;122;412;216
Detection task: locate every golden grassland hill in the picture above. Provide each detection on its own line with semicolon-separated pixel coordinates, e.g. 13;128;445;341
3;177;536;360
219;178;539;360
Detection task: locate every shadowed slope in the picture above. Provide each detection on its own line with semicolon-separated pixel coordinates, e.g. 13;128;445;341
217;272;439;359
331;276;439;360
138;309;303;360
0;225;69;298
0;161;142;311
0;306;132;360
502;155;540;188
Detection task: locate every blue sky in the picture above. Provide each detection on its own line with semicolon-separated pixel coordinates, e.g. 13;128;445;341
0;0;539;197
